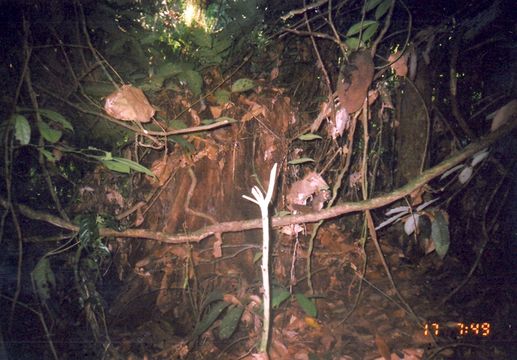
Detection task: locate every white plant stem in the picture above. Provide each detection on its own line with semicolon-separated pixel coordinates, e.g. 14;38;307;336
242;163;278;356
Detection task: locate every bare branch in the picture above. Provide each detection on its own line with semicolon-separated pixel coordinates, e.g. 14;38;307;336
2;119;515;245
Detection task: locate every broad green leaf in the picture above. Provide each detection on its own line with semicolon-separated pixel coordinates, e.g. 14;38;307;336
375;0;392;20
101;159;130;174
111;157;155;177
298;133;322;141
431;211;450;259
202;291;224;308
13;114;31;144
214;89;231;105
37;121;62;143
288;157;315;165
346;20;378;37
212;34;232;54
231;78;256;93
193;301;229;337
365;0;384;11
177;70;203;96
253;251;262;263
361;22;379;42
39;148;56;162
190;27;212;48
32;257;55;302
219;305;244;339
155;62;190;77
272;288;291;309
345;37;362;49
78;214;99;246
295;293;317;317
39;109;73;131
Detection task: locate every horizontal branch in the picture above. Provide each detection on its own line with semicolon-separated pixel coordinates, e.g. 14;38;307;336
2;118;515;244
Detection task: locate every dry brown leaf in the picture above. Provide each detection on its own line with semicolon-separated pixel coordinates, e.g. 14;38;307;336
329;107;350;139
409;186;425;206
209;105;223;118
106;188;125;208
134;207;144;226
336;50;374;113
304;316;320;329
149;157;174;187
368;89;379;105
223;294;242;306
400;347;424;359
270;66;280;81
287;172;328;209
104;85;155;122
52;148;62;161
389;51;409;77
242;103;265;122
375;334;391;360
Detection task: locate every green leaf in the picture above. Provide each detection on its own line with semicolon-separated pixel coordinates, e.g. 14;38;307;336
111;157;155;177
298;133;322;141
365;0;384;11
272;288;291;309
375;0;392;20
190;27;212;48
37;121;62;143
101;159;130;174
202;291;224;308
39;109;74;131
219;305;244;339
78;214;99;246
32;257;55;303
155;62;190;78
346;20;378;37
345;37;362;49
253;251;262;263
288;157;315;165
13;114;31;145
295;293;317;317
193;301;229;337
231;78;256;93
177;70;203;97
214;89;231;105
361;22;379;42
39;148;56;162
431;211;450;259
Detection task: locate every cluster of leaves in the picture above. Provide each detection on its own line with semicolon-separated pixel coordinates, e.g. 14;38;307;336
193;287;316;342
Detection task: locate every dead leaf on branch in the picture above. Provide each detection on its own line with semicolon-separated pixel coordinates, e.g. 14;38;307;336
336;50;375;114
388;51;409;77
104;84;155;122
287;171;329;211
